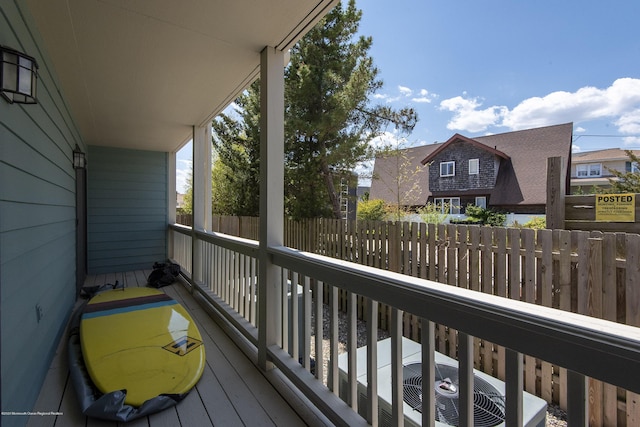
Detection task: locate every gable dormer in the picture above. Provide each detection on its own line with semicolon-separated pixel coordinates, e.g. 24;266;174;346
420;134;510;194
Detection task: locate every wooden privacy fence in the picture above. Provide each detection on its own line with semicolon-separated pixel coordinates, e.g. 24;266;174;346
562;194;640;233
197;215;639;423
546;156;640;234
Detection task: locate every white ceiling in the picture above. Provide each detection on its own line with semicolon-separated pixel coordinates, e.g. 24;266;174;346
25;0;336;152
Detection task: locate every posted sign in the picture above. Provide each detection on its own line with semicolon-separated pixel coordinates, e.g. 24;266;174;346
595;194;636;222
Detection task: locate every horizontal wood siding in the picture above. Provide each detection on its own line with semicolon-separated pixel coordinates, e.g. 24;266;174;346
0;2;84;425
87;146;167;274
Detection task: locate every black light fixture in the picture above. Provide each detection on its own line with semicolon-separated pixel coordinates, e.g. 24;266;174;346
73;145;86;169
1;45;39;104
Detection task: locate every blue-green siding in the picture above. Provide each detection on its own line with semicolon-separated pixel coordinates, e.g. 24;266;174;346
1;2;83;426
87;146;167;274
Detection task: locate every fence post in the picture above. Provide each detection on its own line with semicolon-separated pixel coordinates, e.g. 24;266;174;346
627;234;640;425
546;156;566;230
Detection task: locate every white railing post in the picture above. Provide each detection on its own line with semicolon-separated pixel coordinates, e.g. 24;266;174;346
421;319;435;427
258;46;285;371
391;308;403;427
167;150;177;260
567;370;588;426
366;298;378;425
458;332;474;427
505;348;524;427
191;125;211;287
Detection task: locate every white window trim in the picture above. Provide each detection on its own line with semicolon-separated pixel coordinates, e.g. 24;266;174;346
469;158;479;175
440;161;455;177
576;163;602;178
475;196;486;209
434;197;461;214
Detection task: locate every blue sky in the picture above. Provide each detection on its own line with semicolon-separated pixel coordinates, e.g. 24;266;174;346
357;0;640;150
177;0;640;192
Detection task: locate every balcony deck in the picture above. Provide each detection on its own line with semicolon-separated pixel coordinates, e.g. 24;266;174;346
26;270;318;427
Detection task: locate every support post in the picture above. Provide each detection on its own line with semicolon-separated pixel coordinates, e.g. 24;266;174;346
546;156;566;230
258;46;285;370
191;125;212;287
505;348;524;427
567;370;588;426
167;150;177;260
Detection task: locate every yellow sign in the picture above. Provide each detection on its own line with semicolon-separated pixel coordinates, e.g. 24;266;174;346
595;194;636;222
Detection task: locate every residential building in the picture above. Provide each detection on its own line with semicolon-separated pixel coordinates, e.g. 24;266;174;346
370;123;573;214
2;3;638;427
570;147;640;193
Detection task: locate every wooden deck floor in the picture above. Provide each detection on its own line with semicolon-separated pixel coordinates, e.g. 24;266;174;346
26;270;315;427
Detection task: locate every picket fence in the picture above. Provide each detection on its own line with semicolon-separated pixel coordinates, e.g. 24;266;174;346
176;214;640;423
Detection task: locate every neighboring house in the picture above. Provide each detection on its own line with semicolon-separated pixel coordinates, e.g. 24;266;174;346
370;123;573;214
570;148;640;194
176;192;186;210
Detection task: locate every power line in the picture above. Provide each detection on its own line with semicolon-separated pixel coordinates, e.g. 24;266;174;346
573;134;640;142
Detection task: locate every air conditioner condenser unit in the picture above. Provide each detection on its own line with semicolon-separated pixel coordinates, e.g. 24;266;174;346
338;337;547;427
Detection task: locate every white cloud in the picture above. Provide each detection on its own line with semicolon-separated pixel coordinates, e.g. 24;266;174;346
622;136;640;146
502;78;640;130
367;130;407;151
412;88;433;103
439;96;507;133
440;78;640;136
575;126;586;133
616;109;640;135
176;159;192;193
377;86;437;104
398;85;413;96
572;144;582;152
357;130;411;186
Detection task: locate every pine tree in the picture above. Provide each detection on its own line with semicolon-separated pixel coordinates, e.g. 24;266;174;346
285;0;416;219
211;82;261;216
209;0;417;219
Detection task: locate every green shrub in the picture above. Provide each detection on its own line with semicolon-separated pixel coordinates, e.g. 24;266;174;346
463;204;506;227
523;216;546;229
357;198;387;221
417;202;449;224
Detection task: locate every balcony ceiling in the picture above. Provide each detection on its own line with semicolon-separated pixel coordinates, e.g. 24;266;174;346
24;0;336;152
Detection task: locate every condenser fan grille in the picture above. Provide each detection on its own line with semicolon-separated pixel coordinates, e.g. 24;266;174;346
403;371;423;412
402;363;506;427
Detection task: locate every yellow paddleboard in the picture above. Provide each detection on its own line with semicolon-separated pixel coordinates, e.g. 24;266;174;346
80;287;205;407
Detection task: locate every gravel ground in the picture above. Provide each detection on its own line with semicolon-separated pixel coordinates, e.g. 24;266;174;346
310;302;567;427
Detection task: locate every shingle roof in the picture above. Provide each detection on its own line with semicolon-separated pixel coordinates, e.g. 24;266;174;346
369;144;438;206
369;122;573;208
572;148;640;163
420;133;510;165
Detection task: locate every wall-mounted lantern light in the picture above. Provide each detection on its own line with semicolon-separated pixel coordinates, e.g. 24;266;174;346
1;45;39;104
73;145;86;169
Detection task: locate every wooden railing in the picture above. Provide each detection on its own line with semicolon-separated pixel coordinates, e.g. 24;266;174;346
178;216;640;422
169;223;640;427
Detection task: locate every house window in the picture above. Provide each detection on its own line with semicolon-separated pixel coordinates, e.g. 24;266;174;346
469;159;479;175
632;162;639;174
576;163;602;177
434;197;461;214
440;161;455;177
475;196;486;209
